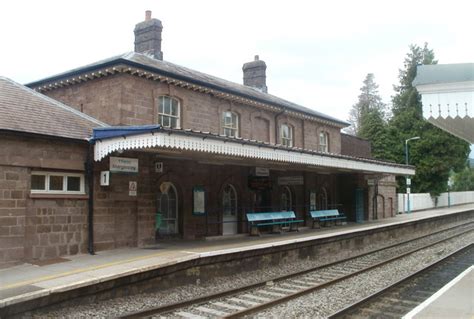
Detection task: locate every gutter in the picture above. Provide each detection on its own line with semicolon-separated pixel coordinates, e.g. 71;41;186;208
85;141;95;255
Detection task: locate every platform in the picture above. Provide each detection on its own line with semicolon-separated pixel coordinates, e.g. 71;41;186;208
0;204;473;313
403;266;474;319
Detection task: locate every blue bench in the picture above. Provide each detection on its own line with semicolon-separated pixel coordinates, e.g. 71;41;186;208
247;211;304;236
310;209;347;228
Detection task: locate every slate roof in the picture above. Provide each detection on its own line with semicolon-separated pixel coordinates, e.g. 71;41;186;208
413;63;474;86
0;77;107;140
27;52;349;127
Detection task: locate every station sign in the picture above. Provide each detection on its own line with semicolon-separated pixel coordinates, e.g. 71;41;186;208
248;176;272;190
110;157;138;173
406;178;411;186
255;167;270;176
278;176;304;186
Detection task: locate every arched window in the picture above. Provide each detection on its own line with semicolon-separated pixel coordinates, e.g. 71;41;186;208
222;111;239;137
222;184;237;217
157;183;178;234
318;187;328;210
158;96;180;128
280;124;293;147
280;186;292;211
319;132;329;152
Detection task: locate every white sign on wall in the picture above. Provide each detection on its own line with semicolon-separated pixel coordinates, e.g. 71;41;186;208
129;181;137;196
255;167;270;176
155;162;163;173
100;171;110;186
110;157;139;173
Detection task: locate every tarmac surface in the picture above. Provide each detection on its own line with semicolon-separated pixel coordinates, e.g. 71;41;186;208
403;266;473;319
1;204;473;314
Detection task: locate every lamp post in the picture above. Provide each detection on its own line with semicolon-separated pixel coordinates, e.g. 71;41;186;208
405;136;420;213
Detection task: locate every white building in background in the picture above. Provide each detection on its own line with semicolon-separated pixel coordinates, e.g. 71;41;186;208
413;63;474;144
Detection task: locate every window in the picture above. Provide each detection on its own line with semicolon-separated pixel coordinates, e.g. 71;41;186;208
222;111;239;137
31;172;85;194
158;96;180;128
280;186;292;211
319;132;329;152
280;124;293;147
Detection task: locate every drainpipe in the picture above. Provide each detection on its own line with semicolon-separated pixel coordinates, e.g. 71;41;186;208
85;141;95;255
274;107;286;144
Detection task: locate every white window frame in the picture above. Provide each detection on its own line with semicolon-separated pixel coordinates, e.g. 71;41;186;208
319;131;329;152
280;124;293;147
222;111;239;137
31;172;85;195
158;96;181;129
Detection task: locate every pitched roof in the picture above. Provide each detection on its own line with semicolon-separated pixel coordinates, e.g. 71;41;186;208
413;63;474;86
0;77;107;140
27;52;349;127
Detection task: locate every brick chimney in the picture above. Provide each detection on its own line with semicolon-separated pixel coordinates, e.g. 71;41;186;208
134;10;163;60
242;55;267;93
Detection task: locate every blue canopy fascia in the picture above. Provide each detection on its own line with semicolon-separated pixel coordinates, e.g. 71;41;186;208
91;125;161;142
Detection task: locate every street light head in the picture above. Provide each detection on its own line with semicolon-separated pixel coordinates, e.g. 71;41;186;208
406;136;420;143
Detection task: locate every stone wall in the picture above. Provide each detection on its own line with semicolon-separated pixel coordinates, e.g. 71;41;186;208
0;134;89;267
92;151;343;244
45;73;343;154
341;133;372;158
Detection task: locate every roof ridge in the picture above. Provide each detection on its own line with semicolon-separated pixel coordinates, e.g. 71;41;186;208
3;76;108;128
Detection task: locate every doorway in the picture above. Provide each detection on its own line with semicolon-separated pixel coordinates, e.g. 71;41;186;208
222;184;238;235
157;183;178;235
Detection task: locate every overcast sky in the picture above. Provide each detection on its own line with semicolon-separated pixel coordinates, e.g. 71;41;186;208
1;0;473;151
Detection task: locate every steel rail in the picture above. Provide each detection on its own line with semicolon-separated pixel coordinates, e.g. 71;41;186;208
120;223;473;318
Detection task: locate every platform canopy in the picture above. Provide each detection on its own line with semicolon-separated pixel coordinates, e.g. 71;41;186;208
92;126;415;176
413;63;474;143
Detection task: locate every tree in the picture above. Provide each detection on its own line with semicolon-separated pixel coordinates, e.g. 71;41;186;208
386;44;470;195
358;107;389;160
348;73;386;135
451;166;474;191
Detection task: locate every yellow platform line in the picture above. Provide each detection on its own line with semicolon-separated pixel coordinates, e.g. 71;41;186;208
1;251;167;290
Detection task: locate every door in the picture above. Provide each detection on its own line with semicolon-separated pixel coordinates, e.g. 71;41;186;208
157;183;178;234
355;188;364;223
222;184;238;235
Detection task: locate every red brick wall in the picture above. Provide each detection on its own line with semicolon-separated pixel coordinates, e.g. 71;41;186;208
0;135;88;267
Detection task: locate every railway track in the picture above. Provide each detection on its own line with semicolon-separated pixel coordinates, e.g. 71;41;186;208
120;222;474;319
329;243;474;319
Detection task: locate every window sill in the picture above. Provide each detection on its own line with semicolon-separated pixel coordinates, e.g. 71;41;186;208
29;194;89;200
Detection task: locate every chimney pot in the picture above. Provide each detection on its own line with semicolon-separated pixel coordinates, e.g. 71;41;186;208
242;55;268;93
134;11;163;60
145;10;152;21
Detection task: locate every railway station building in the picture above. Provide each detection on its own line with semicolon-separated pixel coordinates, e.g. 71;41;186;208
0;12;414;266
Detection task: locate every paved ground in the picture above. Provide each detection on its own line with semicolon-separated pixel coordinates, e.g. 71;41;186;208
1;204;473;311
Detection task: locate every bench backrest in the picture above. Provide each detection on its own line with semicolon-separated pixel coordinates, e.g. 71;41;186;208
247;211;296;222
310;209;340;218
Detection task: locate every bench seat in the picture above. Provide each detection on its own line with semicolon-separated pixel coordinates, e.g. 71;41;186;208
310;209;347;228
247;211;303;236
